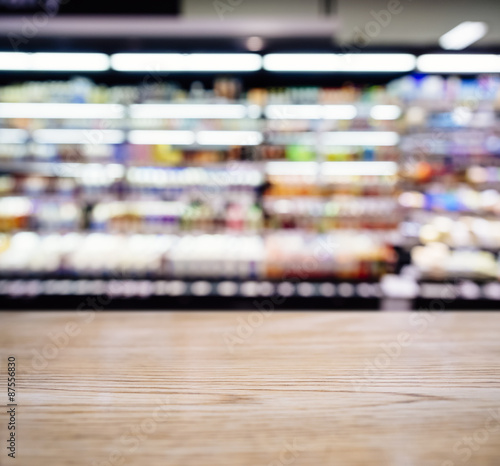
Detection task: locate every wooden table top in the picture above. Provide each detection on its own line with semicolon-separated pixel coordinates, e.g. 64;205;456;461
1;311;499;466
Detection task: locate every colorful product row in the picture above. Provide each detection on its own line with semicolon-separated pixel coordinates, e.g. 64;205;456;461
0;231;397;280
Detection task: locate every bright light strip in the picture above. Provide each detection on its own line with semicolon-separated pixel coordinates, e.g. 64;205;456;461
128;130;195;145
265;161;398;177
265;105;357;120
0;128;28;143
439;22;488;50
19;163;124;178
31;53;110;71
417;54;500;73
33;129;125;144
263;53;416;72
322;131;399;146
266;161;319;176
321;131;399;146
323;105;357;119
0;52;31;70
322;161;398;176
196;131;263;146
0;103;124;119
266;105;321;119
370;105;402;120
111;53;262;72
130;104;248;119
0;52;110;71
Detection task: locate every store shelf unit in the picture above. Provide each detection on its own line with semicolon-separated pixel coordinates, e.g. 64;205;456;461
1;75;500;308
0;278;382;309
1;277;499;310
393;75;500;290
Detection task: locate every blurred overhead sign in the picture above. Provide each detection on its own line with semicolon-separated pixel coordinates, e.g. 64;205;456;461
0;0;180;14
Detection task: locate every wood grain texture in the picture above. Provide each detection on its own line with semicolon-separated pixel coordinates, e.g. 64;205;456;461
0;311;500;466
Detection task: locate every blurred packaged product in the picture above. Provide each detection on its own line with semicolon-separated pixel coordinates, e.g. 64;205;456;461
0;231;397;281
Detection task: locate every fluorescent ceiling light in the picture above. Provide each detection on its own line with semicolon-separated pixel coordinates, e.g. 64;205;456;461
196;131;263;146
111;53;262;72
322;131;399;146
130;104;248;119
31;53;110;71
0;128;28;143
189;53;261;71
0;103;124;119
0;52;31;70
265;105;356;120
439;22;488;50
128;130;195;145
417;54;500;73
263;54;416;72
33;129;125;144
370;105;402;120
266;161;319;176
322;161;398;176
0;53;110;71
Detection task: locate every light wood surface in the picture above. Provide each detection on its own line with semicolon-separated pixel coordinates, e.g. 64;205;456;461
1;311;500;466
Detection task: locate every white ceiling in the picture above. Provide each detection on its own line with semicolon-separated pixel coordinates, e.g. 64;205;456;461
0;0;498;47
183;0;323;18
184;0;500;47
336;0;500;46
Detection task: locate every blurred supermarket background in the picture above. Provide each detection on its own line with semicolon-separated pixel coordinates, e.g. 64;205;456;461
1;0;500;309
